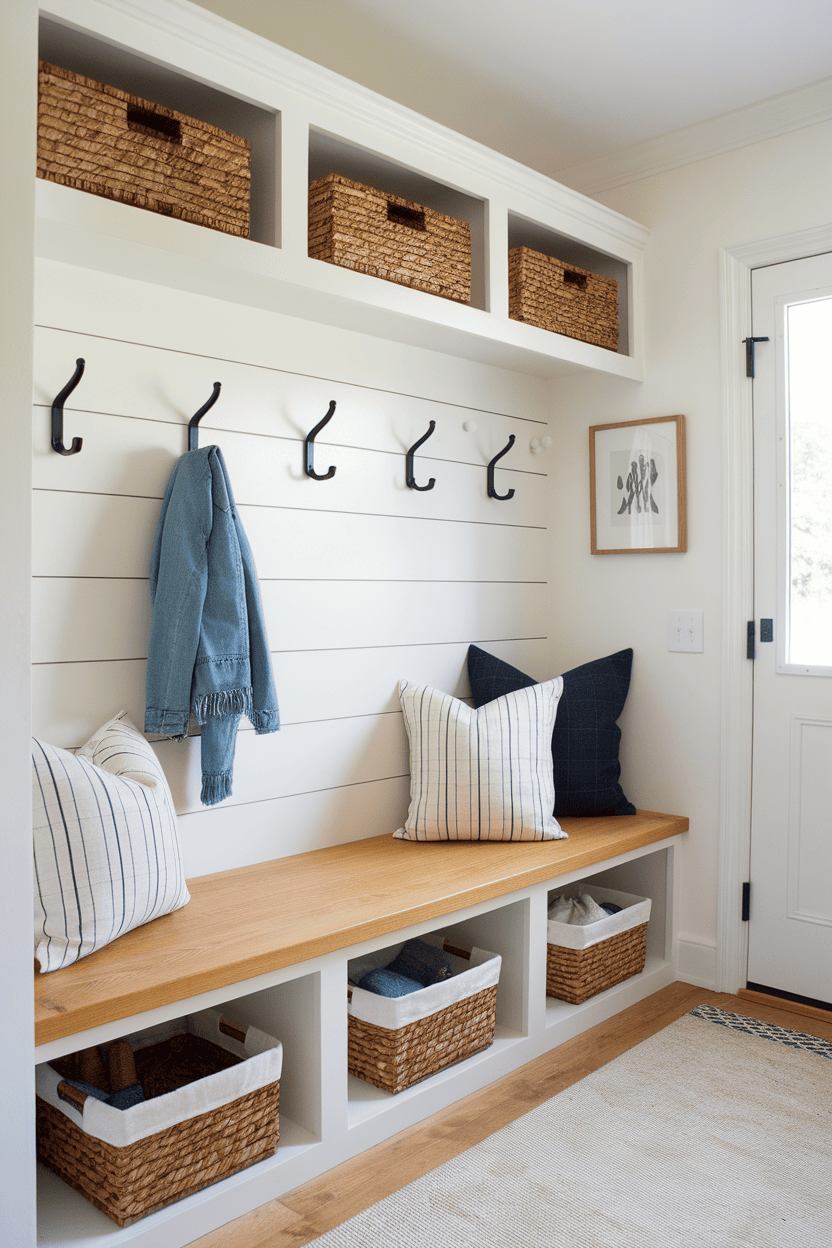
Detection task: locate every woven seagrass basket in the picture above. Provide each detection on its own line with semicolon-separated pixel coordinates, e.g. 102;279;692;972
36;1009;281;1227
309;173;471;304
508;246;618;351
546;887;650;1005
348;936;500;1094
37;61;251;238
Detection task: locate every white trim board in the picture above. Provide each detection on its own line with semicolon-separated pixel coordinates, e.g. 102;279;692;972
557;76;832;196
717;222;832;994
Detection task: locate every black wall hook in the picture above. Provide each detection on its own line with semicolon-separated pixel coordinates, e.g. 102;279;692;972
188;382;222;451
51;358;85;455
305;400;337;479
487;434;516;500
405;420;436;491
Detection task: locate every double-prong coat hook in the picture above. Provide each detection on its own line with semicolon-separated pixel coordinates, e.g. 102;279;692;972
51;358;85;455
305;400;337;479
188;382;222;451
405;420;436;491
487;434;516;500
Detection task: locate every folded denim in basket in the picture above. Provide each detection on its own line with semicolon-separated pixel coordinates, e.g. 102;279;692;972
348;934;501;1030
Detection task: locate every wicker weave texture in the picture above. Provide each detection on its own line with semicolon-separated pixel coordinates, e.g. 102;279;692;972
309;174;471;304
36;1081;279;1227
37;61;251;238
508;246;618;351
349;984;497;1093
546;923;648;1004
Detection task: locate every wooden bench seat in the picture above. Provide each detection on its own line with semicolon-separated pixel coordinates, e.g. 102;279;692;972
34;810;687;1048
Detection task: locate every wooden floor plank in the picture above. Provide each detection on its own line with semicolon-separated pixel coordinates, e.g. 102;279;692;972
188;982;831;1248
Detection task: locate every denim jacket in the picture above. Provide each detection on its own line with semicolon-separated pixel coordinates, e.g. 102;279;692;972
145;446;279;805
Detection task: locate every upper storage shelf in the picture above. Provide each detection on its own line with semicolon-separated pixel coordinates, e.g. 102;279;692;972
37;0;649;380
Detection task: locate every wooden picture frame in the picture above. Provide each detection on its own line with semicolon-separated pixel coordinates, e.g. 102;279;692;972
590;415;687;554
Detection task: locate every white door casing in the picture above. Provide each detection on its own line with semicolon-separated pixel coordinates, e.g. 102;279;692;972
717;224;832;995
747;254;832;1004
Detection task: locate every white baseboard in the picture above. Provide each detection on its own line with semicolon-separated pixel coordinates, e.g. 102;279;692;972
676;938;718;990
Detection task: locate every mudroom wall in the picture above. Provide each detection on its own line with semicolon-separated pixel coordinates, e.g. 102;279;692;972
32;258;554;876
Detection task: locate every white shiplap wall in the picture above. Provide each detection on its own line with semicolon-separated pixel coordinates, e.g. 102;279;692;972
32;258;553;877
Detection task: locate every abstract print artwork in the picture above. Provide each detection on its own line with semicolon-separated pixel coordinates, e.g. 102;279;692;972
590;414;686;553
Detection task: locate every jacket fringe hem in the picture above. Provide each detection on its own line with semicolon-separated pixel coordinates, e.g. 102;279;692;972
192;687;252;724
201;770;232;806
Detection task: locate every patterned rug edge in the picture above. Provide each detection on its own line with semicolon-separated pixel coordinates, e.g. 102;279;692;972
689;1003;832;1059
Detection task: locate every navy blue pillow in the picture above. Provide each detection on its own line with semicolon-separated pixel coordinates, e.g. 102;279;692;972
466;646;636;817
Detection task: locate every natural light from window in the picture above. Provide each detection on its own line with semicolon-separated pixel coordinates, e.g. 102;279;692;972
786;298;832;667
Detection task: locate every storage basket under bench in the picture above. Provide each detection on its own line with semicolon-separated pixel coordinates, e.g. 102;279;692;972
546;886;651;1004
36;1008;282;1227
348;934;501;1094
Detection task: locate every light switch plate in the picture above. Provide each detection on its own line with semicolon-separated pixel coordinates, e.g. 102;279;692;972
669;609;704;652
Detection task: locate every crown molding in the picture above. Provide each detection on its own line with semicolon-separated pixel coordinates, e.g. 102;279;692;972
554;76;832;197
42;0;649;252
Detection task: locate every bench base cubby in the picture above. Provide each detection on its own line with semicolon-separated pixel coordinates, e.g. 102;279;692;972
35;817;685;1248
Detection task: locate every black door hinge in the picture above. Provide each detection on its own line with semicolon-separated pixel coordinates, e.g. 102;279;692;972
742;882;751;921
747;620;756;659
742;336;769;378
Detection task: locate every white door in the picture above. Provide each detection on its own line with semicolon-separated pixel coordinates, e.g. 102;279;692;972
748;253;832;1008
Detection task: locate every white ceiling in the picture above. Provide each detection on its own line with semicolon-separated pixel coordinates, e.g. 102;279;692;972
200;0;832;183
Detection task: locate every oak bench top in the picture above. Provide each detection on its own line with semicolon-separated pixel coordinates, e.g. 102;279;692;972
34;810;687;1047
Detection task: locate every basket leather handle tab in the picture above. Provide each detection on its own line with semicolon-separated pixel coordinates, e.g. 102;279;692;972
219;1016;248;1044
387;201;426;231
442;939;471;960
127;104;182;145
56;1080;88;1114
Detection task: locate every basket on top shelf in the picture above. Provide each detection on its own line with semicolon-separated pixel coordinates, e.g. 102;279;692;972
309;173;472;304
546;887;651;1004
37;61;251;238
508;246;618;351
36;1008;282;1228
348;934;501;1094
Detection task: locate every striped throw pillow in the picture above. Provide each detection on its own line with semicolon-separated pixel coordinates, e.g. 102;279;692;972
33;711;190;973
395;679;567;841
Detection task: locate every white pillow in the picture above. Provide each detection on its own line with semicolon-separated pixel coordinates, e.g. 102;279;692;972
395;678;567;841
33;711;190;973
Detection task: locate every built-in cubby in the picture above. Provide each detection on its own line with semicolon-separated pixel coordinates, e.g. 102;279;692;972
38;15;280;247
508;211;632;354
34;823;684;1248
36;0;649;380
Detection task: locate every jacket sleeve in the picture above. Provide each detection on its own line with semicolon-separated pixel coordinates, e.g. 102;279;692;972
145;452;213;738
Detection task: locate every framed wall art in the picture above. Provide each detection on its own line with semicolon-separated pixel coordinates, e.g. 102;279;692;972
589;414;687;554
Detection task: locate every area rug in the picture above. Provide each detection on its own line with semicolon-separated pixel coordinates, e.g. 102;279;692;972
311;1006;832;1247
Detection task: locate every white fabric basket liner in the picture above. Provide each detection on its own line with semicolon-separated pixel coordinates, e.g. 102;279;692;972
546;886;651;951
36;1006;283;1149
348;931;501;1030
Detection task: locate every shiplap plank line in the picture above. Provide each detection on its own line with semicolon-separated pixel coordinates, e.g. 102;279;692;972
153;713;409;816
31;638;552;748
32;579;548;664
35;263;552;422
32;490;547;580
175;775;412;876
33;405;547;502
33;425;545;529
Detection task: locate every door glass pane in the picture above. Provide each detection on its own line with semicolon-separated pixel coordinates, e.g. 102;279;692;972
786;298;832;666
